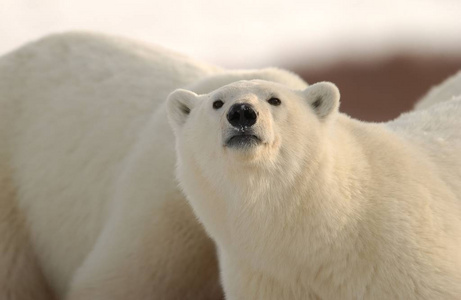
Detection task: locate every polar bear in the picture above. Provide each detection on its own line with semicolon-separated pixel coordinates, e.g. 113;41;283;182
415;70;461;110
0;32;308;299
167;79;461;299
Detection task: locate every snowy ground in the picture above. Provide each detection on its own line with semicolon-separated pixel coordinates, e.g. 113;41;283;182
1;0;461;68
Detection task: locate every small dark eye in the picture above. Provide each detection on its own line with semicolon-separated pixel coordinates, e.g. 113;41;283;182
268;97;281;106
213;100;224;109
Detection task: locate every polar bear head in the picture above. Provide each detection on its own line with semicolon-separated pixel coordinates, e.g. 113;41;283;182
167;80;340;250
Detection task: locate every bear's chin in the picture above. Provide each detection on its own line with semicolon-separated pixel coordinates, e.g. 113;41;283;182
223;136;269;164
225;134;262;149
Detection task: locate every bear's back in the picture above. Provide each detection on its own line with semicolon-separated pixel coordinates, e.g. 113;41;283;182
0;32;218;295
386;98;461;202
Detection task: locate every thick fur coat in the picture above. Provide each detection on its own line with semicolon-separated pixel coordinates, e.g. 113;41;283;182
168;79;461;300
0;32;307;299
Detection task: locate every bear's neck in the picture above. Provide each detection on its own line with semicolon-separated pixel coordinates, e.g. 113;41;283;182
221;115;370;271
217;114;459;299
218;115;423;298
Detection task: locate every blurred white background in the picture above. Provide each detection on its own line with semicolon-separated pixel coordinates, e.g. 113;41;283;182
1;0;460;121
1;0;460;68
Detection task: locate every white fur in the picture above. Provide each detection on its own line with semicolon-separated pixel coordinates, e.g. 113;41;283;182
168;79;461;300
415;70;461;110
0;32;308;299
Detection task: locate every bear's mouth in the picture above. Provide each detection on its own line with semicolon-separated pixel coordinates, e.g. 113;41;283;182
225;133;262;149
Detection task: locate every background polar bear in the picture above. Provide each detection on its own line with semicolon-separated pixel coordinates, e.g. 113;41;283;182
167;79;461;299
0;32;308;299
415;69;461;110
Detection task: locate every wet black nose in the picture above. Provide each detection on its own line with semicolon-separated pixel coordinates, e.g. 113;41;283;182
227;103;257;128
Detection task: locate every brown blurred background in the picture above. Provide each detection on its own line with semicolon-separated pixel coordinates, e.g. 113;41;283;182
289;54;461;122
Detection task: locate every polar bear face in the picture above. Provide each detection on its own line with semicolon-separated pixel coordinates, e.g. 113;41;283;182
167;80;340;247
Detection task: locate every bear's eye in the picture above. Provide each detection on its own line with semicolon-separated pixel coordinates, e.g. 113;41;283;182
267;97;281;106
213;100;224;109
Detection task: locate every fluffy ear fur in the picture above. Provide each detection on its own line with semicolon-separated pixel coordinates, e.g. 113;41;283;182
167;89;198;131
303;82;340;119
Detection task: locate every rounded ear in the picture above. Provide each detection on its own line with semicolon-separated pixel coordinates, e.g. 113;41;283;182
167;89;198;131
303;82;340;119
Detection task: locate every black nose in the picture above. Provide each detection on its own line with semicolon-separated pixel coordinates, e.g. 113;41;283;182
227;103;257;128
